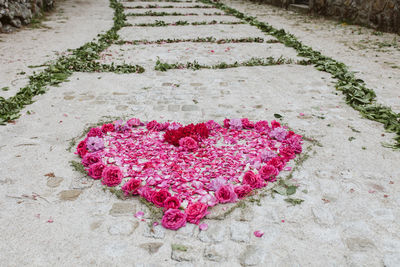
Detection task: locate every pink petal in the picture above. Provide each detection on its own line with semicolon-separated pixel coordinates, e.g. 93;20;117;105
199;223;208;231
254;230;264;237
135;211;145;219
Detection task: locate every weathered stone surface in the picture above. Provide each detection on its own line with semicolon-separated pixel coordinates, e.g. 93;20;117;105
144;224;165;239
230;221;250;243
198;224;227;243
239;245;265;266
108;220;138;236
311;206;335;226
345;237;376;252
58;189;82;201
109;202;136;216
46;177;63;188
139;242;163;254
203;245;227;262
171;244;197;262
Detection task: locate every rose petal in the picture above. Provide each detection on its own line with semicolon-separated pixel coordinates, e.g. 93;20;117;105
254;230;264;237
199;223;208;231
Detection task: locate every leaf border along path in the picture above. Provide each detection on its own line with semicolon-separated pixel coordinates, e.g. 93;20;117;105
200;0;400;149
117;37;268;45
127;20;245;27
0;0;145;125
125;11;226;16
154;56;311;71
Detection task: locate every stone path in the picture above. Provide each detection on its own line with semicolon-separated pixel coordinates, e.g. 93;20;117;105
1;0;400;266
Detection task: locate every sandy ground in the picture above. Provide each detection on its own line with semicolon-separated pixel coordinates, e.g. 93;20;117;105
1;0;400;266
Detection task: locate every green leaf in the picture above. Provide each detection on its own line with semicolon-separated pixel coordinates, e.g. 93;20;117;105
285;198;304;205
274;113;283;119
286;185;297;195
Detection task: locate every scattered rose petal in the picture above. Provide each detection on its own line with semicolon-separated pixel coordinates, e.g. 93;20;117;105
135;211;144;219
47;218;54;223
368;190;376;193
281;219;285;223
199;223;208;231
254;230;264;237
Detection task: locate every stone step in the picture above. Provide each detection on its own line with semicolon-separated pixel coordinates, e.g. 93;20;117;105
288;4;309;14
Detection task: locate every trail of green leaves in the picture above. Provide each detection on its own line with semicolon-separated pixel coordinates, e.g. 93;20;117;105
0;0;145;125
201;0;400;149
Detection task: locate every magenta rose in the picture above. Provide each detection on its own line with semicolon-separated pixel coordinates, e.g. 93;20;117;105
101;166;123;187
186;202;209;224
127;118;142;127
268;157;285;171
138;186;154;202
259;164;279;182
254;120;270;132
151;189;171;207
242;171;265;189
215;184;238;204
121;178;141;196
271;120;281;129
163;196;181;211
101;123;115;133
179;137;198;151
82;153;101;167
146;120;160;131
161;209;187;230
279;146;295;160
241;118;254;129
87;127;103;138
235;185;253;199
88;162;105;180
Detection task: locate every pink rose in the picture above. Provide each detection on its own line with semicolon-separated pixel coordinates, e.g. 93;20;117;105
179;137;198;151
161;209;187;230
242;171;265;189
127;118;141;127
186;202;209;224
259;164;279;182
234;185;252;198
101;123;115;133
268;157;284;171
279;146;295;160
82;153;101;167
121;178;142;196
151;189;171;207
215;184;237;204
88;162;105;180
254;120;269;132
164;196;181;211
87;127;103;138
146;120;160;131
101;166;123;187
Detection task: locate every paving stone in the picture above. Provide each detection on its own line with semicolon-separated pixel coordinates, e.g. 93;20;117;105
109;202;136;217
139;242;164;255
58;189;82;201
230;221;250;243
144;224;165;239
198;223;226;243
46;177;63;188
171;244;197;262
311;206;335;226
239;245;265;266
203;244;227;262
108;220;138;236
345;237;376;252
181;105;199;111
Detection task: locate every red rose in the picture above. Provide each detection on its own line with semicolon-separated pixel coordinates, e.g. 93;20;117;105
215;184;238;204
279;146;295;160
241;118;254;129
194;123;209;139
76;139;88;158
268;157;284;171
146;120;160;131
88;127;103;137
271;120;281;129
259;164;279;182
223;118;230;128
121;178;141;196
161;209;187;230
151;189;171;207
242;171;265;189
88;162;105;180
234;185;252;198
164;196;181;211
101;166;123;187
186;202;209;224
101;123;115;133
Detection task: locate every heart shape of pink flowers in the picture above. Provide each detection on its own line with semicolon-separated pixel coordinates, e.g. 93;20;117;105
75;118;303;230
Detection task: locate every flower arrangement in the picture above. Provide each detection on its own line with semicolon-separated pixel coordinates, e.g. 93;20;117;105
75;118;303;230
